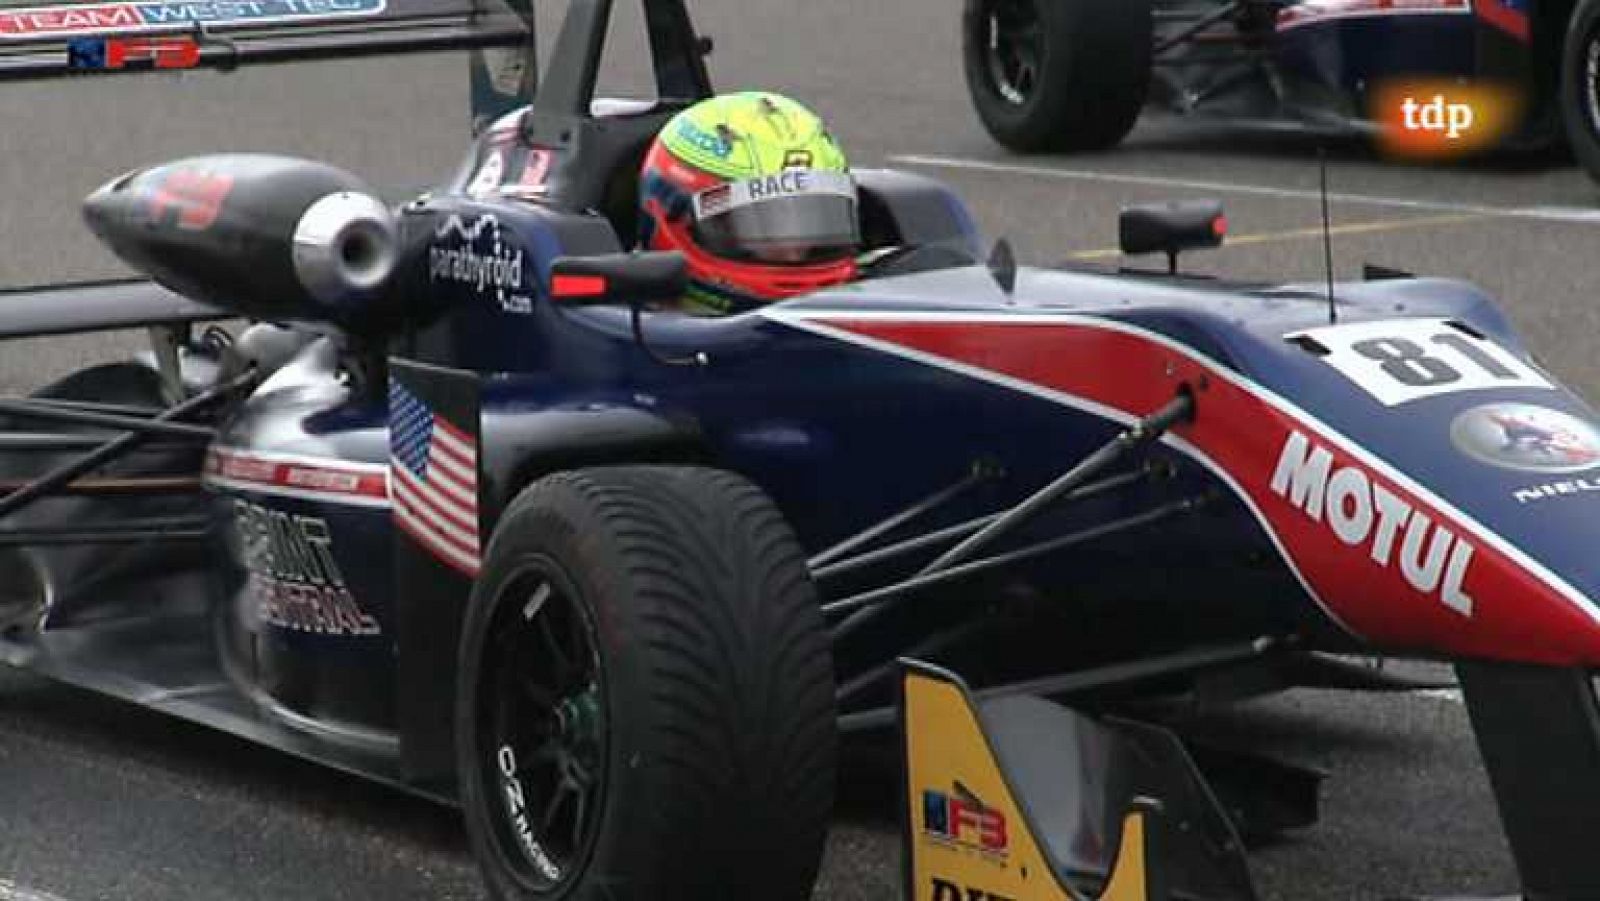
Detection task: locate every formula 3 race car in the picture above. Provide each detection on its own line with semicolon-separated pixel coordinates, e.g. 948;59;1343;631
962;0;1600;183
9;0;1600;899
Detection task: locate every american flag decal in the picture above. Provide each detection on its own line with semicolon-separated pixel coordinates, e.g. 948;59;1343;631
389;378;481;577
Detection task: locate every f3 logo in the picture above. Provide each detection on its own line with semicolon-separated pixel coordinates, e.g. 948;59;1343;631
68;36;200;70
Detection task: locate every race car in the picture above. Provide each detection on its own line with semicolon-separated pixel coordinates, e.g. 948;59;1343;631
9;0;1600;899
962;0;1600;181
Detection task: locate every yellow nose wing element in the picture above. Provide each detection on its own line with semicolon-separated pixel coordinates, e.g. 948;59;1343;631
899;662;1165;901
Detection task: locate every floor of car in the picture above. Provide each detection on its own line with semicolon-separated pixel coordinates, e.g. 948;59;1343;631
0;614;424;799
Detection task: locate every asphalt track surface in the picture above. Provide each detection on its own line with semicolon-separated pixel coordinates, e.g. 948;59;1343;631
3;0;1599;898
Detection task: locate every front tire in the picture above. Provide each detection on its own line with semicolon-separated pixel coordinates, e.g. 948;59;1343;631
962;0;1153;152
1560;0;1600;185
456;466;836;901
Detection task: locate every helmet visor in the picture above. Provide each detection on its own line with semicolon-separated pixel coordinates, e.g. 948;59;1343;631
691;170;860;264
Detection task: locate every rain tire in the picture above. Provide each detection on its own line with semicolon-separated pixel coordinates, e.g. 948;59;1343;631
456;466;836;901
1562;0;1600;187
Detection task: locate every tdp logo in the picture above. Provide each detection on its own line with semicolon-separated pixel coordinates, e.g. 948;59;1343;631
1401;94;1474;141
1372;79;1521;158
922;784;1008;855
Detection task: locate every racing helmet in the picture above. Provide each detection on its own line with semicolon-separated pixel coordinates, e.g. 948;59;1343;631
639;92;860;313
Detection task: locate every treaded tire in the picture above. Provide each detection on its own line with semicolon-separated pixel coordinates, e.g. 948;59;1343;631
1562;0;1600;186
456;466;836;901
963;0;1153;152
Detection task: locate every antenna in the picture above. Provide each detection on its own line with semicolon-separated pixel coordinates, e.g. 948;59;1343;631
1319;146;1336;325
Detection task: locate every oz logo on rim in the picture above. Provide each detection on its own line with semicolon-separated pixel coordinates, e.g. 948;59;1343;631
1451;403;1600;473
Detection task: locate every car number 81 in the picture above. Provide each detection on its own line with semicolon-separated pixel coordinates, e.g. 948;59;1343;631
1286;318;1552;406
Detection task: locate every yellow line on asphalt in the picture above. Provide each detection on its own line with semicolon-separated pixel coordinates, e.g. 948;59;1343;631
1067;211;1498;260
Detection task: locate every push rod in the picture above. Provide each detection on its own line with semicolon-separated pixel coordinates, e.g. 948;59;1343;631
0;398;214;439
1153;0;1242;55
24;398;164;417
0;476;202;496
826;495;1204;622
808;461;997;571
977;635;1282;704
0;433;181;452
0;515;211;546
835;635;1282;732
812;468;1149;584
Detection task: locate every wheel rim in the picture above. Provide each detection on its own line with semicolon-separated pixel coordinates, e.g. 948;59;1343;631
982;0;1042;106
478;561;607;894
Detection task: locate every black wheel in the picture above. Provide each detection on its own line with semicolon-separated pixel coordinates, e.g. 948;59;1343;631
456;466;836;901
962;0;1153;152
1561;0;1600;185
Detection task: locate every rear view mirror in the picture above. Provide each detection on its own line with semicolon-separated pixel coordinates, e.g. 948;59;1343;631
546;251;687;306
1119;200;1227;273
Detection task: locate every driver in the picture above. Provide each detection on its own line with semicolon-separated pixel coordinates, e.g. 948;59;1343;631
638;92;861;314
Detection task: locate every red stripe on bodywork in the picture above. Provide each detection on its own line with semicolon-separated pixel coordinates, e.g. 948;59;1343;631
205;448;389;502
1475;0;1531;41
815;316;1600;665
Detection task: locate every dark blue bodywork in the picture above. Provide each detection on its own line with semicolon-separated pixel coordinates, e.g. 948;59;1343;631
210;157;1600;748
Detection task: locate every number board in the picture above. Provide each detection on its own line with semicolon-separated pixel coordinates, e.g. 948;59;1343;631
1287;318;1552;406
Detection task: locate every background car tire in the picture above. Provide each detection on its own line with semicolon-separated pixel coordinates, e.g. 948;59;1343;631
456;466;836;901
1561;0;1600;186
962;0;1153;152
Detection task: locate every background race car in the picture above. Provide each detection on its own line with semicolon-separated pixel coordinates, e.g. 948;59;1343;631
962;0;1600;183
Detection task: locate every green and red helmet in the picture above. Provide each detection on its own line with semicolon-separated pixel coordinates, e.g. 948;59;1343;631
639;92;860;313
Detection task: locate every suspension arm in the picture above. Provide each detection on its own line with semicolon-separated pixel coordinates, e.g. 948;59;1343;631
0;371;252;519
916;391;1194;578
811;467;1150;584
825;493;1208;623
0;397;215;439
